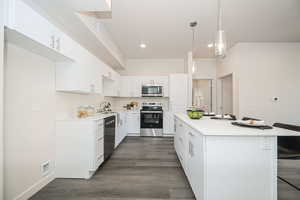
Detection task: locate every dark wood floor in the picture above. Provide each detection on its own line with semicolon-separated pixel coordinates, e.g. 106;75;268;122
30;137;300;200
278;159;300;200
30;137;195;200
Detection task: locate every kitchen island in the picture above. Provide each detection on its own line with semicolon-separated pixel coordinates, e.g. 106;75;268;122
174;113;299;200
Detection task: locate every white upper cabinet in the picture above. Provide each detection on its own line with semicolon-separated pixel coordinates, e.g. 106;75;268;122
4;0;73;62
169;74;188;112
120;76;131;97
103;70;121;97
56;45;107;95
120;76;141;97
131;77;142;97
4;0;120;95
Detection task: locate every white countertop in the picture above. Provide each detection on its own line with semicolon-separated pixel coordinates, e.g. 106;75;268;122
56;113;116;121
175;113;300;136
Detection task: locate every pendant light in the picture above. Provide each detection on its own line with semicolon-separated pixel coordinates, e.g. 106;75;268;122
190;21;197;73
215;0;227;58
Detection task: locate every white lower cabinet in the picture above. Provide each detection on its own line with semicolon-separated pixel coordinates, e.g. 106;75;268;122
186;128;204;200
163;112;175;135
174;118;205;200
126;112;140;136
174;117;277;200
115;112;128;148
56;119;104;179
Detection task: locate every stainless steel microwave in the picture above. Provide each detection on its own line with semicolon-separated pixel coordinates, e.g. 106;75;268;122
141;85;163;97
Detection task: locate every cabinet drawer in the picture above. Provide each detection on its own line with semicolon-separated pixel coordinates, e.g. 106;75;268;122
91;137;104;170
96;138;104;157
95;120;104;140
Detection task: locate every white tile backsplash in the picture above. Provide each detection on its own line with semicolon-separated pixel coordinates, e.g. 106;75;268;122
113;97;169;111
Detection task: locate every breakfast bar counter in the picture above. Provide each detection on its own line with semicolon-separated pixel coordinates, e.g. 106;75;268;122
175;113;299;136
173;113;299;200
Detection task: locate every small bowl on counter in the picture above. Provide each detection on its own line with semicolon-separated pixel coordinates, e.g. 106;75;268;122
187;108;205;120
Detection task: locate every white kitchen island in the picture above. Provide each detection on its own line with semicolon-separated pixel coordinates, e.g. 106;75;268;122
174;113;299;200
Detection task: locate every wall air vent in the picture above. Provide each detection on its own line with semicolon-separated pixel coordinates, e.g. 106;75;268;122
41;161;50;176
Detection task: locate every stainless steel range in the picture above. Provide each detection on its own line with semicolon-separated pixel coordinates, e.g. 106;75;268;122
140;102;163;137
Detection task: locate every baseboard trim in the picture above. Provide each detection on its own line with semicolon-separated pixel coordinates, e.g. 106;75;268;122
14;173;55;200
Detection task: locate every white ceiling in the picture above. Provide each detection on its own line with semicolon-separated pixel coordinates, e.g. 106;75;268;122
103;0;300;59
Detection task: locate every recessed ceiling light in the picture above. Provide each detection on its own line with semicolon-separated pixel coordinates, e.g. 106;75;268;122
140;43;147;49
208;43;214;48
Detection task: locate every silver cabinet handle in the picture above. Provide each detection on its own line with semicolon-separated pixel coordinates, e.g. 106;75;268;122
141;111;163;113
189;141;194;157
179;137;183;144
56;37;60;51
50;35;55;48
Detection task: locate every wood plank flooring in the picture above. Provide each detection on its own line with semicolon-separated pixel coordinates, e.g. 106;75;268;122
30;137;195;200
30;137;300;200
278;159;300;200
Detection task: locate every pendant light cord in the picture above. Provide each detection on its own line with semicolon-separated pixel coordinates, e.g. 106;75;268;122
192;28;195;53
217;0;222;30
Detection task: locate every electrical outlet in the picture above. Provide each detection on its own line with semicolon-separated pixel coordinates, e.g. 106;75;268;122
41;161;50;176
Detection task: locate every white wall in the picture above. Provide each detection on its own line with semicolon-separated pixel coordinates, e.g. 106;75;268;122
4;43;111;200
238;43;300;125
218;43;300;125
0;0;4;198
121;59;185;76
4;43;56;200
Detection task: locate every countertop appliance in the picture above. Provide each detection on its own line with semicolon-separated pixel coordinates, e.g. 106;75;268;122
142;85;163;97
104;116;115;160
140;102;163;136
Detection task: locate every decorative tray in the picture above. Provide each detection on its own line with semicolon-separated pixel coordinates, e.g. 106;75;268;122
231;122;273;130
211;115;236;121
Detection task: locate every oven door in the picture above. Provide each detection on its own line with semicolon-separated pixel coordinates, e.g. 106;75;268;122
142;86;163;97
140;111;163;136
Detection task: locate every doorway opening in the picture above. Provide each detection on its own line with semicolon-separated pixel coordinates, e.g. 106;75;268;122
219;74;233;115
192;79;213;112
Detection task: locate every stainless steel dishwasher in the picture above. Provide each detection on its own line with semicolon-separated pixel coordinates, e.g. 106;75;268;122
104;116;116;161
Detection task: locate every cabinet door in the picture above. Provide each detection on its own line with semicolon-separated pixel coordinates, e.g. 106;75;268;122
130;77;141;97
120;77;130;97
186;128;204;200
59;31;80;60
13;0;55;49
163;112;174;135
154;76;169;97
175;120;187;168
94;120;104;169
161;76;169;97
169;74;188;111
126;113;140;134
